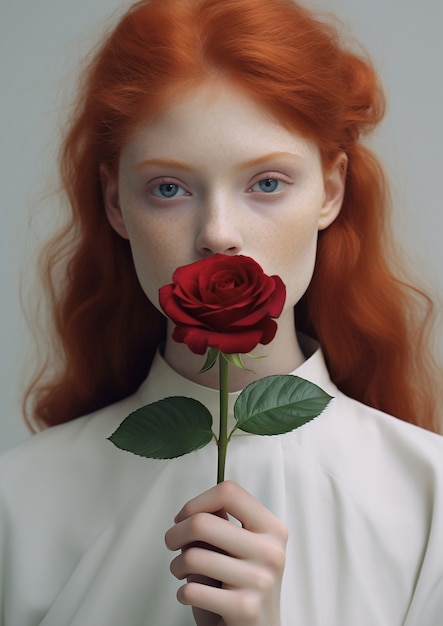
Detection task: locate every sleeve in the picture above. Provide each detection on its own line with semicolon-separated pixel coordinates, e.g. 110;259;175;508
403;456;443;626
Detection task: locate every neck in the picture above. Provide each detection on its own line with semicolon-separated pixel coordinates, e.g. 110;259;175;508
163;311;305;391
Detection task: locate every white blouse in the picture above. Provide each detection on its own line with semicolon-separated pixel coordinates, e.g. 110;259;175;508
1;341;442;626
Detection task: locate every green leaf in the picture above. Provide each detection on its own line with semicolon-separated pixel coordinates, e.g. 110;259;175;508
199;348;219;373
108;397;214;459
233;375;332;436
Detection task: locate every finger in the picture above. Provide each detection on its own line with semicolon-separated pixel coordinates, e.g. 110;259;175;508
174;480;286;538
177;581;232;614
171;546;271;590
165;513;286;573
166;511;271;561
178;582;262;625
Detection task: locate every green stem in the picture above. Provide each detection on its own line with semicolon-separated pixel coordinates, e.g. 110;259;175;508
217;354;229;484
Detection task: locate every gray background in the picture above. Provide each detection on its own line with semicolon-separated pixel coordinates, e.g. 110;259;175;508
1;0;442;452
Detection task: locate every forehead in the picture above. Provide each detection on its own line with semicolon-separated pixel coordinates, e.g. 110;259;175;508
123;81;320;165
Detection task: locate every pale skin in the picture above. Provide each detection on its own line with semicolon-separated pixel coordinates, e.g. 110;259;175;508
165;480;288;626
102;80;346;625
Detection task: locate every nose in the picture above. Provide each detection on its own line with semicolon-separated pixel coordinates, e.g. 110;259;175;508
195;195;243;257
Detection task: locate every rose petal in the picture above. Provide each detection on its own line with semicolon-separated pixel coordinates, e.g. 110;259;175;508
159;254;286;355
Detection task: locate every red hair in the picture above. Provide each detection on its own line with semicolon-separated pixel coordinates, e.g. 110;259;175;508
25;0;441;432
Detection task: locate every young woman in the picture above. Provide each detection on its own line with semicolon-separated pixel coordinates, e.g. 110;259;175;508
1;1;442;625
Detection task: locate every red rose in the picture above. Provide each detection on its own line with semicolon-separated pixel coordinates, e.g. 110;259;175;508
159;254;286;355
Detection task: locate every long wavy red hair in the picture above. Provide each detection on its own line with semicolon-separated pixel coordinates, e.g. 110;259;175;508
25;0;441;432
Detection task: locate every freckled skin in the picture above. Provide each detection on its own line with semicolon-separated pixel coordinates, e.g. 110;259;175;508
102;80;346;385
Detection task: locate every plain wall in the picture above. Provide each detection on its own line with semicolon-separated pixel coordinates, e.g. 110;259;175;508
1;0;442;452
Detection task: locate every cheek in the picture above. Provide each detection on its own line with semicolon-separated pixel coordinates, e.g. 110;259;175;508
122;208;193;310
271;216;320;309
122;222;171;309
129;247;165;309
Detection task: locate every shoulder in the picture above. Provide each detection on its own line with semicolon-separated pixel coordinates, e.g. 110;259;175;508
293;341;443;483
0;388;147;510
298;387;443;504
333;390;442;462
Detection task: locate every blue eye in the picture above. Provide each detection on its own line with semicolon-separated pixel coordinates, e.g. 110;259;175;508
251;178;286;193
153;183;187;198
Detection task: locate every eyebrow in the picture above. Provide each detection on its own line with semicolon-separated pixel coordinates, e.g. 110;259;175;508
136;158;194;171
238;152;302;170
135;152;301;172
